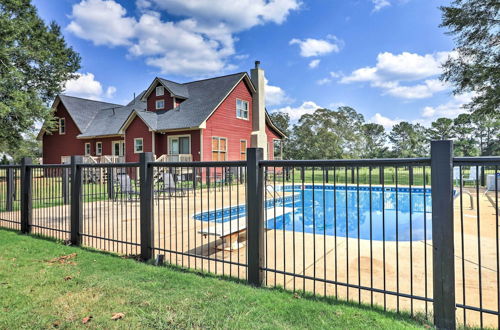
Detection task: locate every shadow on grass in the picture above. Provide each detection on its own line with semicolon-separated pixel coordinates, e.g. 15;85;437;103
2;228;432;328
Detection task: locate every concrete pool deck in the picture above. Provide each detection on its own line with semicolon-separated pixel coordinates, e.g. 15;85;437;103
0;184;498;327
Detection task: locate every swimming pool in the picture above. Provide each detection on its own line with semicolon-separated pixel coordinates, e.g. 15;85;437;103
193;185;433;241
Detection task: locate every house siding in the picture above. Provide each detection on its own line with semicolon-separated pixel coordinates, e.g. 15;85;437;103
125;115;152;162
266;124;282;160
203;79;254;161
147;82;174;112
42;102;84;164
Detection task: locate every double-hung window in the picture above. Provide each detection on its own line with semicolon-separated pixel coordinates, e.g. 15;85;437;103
236;99;249;119
134;138;144;153
212;137;227;161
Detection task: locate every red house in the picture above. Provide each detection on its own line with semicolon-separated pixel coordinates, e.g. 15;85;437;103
38;62;285;164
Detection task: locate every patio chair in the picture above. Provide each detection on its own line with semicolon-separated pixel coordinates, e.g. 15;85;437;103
115;173;139;200
156;172;189;197
463;166;481;186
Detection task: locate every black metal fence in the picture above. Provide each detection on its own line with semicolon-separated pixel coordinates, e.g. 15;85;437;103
0;141;498;329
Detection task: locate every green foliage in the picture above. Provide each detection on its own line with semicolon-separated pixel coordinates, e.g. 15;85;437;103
0;0;80;151
388;122;428;158
426;118;455;140
440;0;500;115
361;123;388;158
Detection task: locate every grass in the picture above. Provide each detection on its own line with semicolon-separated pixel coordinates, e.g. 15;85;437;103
0;228;429;329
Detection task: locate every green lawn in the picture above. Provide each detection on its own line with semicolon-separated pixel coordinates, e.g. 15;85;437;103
0;229;429;329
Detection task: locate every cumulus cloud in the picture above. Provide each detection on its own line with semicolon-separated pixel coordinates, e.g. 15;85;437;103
272;101;322;121
316;78;331;85
370;113;401;129
68;0;300;76
421;92;473;119
63;73;117;101
289;35;342;57
309;59;320;68
340;51;452;99
265;78;292;107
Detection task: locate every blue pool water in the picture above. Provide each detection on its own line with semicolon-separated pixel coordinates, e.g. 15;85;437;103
193;185;433;241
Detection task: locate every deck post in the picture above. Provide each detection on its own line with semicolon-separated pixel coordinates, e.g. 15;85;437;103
6;162;14;211
140;152;154;261
20;157;32;233
70;156;83;245
247;148;265;286
431;140;456;329
62;167;70;204
107;168;115;200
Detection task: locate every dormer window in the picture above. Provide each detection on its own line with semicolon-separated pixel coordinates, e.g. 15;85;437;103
156;100;165;110
59;118;66;134
156;86;164;96
236;99;249;119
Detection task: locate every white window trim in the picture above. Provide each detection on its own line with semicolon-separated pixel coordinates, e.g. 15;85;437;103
84;142;91;156
59;118;66;135
167;134;191;155
156;86;164;96
236;98;249;120
112;140;125;157
134;138;144;153
156;99;165;110
95;142;102;156
212;136;227;161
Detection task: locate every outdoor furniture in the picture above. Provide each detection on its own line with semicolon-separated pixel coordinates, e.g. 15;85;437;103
156;172;190;197
115;173;139;200
453;166;482;186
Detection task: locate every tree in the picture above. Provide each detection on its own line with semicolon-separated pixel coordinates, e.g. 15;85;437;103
427;117;456;140
361;123;388;158
269;111;292;159
0;0;80;151
5;132;41;162
440;0;499;115
453;113;478;156
389;122;428;157
471;112;500;155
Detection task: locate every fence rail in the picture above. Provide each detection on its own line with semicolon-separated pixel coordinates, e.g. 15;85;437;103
1;141;499;329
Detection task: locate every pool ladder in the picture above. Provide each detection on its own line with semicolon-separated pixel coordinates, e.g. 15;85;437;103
266;185;282;200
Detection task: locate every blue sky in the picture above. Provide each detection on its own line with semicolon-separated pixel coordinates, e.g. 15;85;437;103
33;0;465;128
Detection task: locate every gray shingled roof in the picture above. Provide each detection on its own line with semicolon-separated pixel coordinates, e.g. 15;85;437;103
58;95;122;133
77;92;146;138
158;78;189;99
64;72;250;138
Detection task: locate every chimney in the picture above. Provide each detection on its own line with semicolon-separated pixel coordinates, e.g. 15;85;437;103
250;60;268;159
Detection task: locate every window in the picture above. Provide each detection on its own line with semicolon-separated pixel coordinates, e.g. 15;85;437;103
156;99;165;110
134;138;143;153
59;118;66;134
84;143;91;156
240;140;247;160
156;86;164;96
212;137;227;161
236;99;249;119
96;142;102;155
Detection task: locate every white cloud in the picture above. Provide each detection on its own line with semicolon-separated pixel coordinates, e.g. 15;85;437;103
64;73;117;101
341;51;452;99
372;0;390;12
309;59;320;68
68;0;300;76
272;101;322;121
265;78;292;107
67;0;136;46
316;78;331;85
289;35;341;57
370;113;401;129
421;92;473;119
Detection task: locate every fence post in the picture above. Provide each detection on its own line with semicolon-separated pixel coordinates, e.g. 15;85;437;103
70;156;83;245
62;168;69;204
6;162;14;211
140;152;154;261
431;140;456;329
107;169;115;200
20;157;32;233
247;148;265;286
